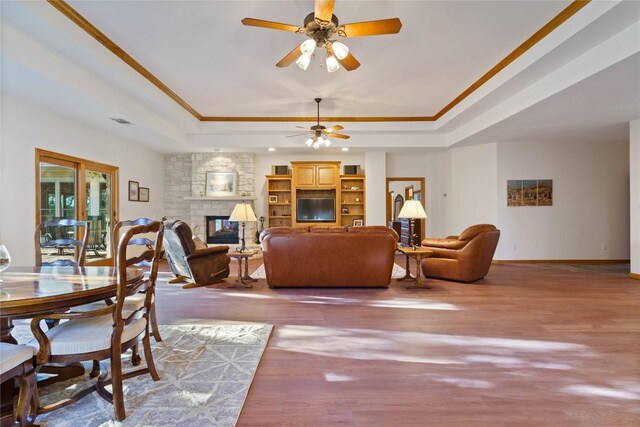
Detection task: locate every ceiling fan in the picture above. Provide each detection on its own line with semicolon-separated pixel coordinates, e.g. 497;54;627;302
242;0;402;72
287;98;349;149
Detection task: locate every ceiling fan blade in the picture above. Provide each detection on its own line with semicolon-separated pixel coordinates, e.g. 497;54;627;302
295;126;310;129
314;0;335;24
337;52;361;71
241;18;301;33
326;133;350;140
339;18;402;37
286;133;312;138
276;44;303;67
326;125;344;132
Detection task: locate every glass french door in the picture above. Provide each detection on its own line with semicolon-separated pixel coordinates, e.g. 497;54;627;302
36;149;119;266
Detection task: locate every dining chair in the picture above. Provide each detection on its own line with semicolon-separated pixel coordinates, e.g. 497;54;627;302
28;220;163;421
113;218;163;343
0;343;37;426
34;219;90;267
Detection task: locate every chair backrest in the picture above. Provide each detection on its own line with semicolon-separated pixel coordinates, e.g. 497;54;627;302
114;221;163;331
112;218;156;265
34;219;90;267
162;220;196;278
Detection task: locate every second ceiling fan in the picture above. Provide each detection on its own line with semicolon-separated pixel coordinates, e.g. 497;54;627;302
288;98;349;149
242;0;402;72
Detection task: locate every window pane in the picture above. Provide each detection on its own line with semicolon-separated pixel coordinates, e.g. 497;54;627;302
86;170;112;259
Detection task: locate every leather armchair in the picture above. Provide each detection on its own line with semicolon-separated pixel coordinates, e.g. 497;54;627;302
421;224;500;283
163;220;230;288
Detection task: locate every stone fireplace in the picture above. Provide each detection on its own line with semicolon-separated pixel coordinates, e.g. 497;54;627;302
164;153;258;245
206;215;239;244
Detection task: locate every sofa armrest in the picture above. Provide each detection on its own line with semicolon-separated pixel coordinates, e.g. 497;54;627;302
446;235;459;240
186;245;229;261
421;238;467;250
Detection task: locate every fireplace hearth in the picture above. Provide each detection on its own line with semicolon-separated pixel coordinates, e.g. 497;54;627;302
206;216;239;244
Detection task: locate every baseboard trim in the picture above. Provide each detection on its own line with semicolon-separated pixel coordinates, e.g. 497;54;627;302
493;259;630;265
629;272;640;280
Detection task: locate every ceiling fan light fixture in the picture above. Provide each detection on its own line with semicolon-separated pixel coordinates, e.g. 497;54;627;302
312;141;320;149
324;138;331;146
296;53;311;70
305;138;313;147
300;39;316;56
326;55;340;73
331;42;349;60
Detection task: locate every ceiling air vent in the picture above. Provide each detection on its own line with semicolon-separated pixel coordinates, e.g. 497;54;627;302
109;117;132;125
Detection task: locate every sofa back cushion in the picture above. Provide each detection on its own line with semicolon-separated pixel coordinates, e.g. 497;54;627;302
458;224;497;241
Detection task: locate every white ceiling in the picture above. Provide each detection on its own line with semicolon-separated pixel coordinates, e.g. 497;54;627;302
0;0;638;153
66;0;570;117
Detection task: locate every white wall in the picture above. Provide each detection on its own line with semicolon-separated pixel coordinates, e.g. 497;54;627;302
0;95;165;266
630;119;640;275
450;143;499;235
496;139;629;260
365;152;386;225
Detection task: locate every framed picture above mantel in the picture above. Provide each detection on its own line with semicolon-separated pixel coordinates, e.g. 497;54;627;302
206;172;237;197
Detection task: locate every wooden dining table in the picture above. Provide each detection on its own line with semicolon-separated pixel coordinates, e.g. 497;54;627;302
0;265;143;426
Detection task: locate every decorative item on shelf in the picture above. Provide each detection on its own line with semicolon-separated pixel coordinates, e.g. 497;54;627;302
351;186;359;190
284;198;289;204
139;187;149;202
342;185;348;189
342;207;349;214
241;191;248;197
344;165;362;175
128;180;139;201
272;165;290;175
353;219;364;227
255;216;265;244
272;209;276;216
269;195;278;203
229;202;257;253
206;172;237;197
355;197;361;202
398;199;428;249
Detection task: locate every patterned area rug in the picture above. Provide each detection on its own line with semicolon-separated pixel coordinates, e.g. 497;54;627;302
251;263;408;279
11;323;272;427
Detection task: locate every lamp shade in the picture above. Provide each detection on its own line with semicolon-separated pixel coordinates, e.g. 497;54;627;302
229;203;257;222
398;199;427;219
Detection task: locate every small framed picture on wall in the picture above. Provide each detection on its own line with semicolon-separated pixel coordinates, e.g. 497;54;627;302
139;187;149;202
268;195;278;203
128;181;139;201
352;219;364;227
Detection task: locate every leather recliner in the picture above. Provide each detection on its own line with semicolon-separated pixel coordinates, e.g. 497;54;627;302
163;219;230;288
420;224;500;283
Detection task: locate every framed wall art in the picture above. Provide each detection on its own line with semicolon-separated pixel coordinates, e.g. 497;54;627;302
269;195;278;203
507;179;552;206
205;172;237;197
128;180;139;201
139;187;149;202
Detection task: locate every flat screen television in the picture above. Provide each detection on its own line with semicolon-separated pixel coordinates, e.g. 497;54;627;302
296;198;336;222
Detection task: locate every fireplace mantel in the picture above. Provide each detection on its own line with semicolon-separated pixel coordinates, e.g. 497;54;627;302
184;196;256;201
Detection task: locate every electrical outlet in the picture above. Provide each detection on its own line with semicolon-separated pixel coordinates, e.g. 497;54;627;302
602;243;608;251
512;244;517;251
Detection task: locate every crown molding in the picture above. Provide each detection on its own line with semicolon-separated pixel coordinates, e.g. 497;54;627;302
48;0;590;123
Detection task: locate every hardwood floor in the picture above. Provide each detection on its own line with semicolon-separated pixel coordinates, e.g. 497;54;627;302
155;257;640;426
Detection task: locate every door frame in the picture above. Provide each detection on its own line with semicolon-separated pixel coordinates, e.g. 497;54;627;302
35;148;119;266
385;177;426;241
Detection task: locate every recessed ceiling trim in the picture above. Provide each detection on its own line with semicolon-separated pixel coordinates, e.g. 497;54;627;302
199;116;435;122
47;0;202;121
48;0;590;123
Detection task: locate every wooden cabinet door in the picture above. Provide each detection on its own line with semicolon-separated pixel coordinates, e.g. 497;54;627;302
316;166;337;187
294;165;316;187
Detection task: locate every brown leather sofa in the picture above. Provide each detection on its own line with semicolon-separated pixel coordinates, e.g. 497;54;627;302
261;226;398;288
420;224;500;283
163;219;230;288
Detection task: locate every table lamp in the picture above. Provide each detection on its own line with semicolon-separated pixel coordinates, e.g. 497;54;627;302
229;202;257;252
398;199;427;249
